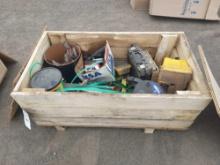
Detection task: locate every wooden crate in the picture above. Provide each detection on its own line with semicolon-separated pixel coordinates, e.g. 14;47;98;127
130;0;149;11
11;31;211;133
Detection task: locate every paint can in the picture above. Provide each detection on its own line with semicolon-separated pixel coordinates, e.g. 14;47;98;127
30;67;63;91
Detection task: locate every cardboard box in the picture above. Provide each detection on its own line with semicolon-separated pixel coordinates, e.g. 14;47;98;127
130;0;149;11
77;41;115;82
149;0;220;20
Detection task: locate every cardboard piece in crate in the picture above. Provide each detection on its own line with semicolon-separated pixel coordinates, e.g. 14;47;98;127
149;0;220;20
76;41;115;82
130;0;149;11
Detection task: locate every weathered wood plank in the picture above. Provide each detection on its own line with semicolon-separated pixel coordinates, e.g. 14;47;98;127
11;92;210;111
30;109;201;121
198;45;220;117
154;34;178;65
177;34;210;95
0;59;7;85
13;31;50;92
55;126;66;131
144;128;155;134
34;117;193;130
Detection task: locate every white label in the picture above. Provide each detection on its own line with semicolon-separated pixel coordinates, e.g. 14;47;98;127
22;110;31;130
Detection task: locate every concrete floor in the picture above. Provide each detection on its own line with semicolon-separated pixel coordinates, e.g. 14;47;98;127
0;0;220;164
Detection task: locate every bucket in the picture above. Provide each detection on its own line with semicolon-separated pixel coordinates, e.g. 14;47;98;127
43;43;82;83
30;67;63;91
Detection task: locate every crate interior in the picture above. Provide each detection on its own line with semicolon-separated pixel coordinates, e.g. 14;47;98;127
14;32;209;95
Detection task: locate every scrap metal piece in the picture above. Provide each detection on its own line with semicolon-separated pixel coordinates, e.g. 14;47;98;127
128;44;158;80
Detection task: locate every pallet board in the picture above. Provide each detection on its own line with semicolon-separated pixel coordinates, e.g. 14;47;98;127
0;51;16;85
198;46;220;117
11;31;212;133
0;59;7;85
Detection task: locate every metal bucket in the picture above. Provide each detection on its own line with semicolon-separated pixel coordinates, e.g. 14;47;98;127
30;67;63;91
43;43;82;83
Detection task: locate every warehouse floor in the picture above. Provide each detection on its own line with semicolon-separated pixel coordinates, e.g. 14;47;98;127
1;0;220;164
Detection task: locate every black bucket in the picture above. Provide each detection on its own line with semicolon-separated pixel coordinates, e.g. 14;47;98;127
43;43;82;83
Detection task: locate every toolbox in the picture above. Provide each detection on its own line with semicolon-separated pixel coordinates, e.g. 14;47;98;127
11;31;220;133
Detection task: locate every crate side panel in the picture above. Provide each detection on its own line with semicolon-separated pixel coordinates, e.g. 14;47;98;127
12;92;210;112
34;117;194;130
13;32;50;91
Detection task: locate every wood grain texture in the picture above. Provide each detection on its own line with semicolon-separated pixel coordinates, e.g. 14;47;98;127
0;59;7;85
13;31;50;92
154;34;178;65
177;34;210;95
11;92;210;112
205;0;220;20
144;128;155;134
34;117;193;130
30;108;201;121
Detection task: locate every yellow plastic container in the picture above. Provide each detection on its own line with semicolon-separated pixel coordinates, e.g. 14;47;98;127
161;57;192;74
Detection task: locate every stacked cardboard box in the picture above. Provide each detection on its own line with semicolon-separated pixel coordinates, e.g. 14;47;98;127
131;0;220;20
149;0;220;20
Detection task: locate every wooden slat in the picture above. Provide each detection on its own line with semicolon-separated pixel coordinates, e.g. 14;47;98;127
187;80;199;91
11;92;210;112
176;91;201;95
30;108;201;121
49;32;162;54
154;34;178;65
9;28;47;120
13;31;50;92
144;128;154;134
176;34;210;95
198;45;220;117
170;48;179;58
9;62;28;120
33;117;193;130
111;47;157;59
0;59;7;85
